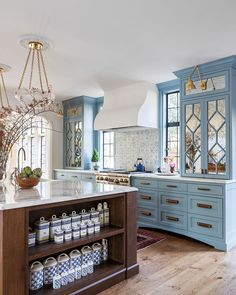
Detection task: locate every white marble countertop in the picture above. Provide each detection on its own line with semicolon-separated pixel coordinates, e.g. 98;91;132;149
0;180;137;210
131;173;236;184
54;169;96;174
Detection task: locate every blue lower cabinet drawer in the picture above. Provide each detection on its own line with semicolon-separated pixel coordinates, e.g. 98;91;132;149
188;195;222;218
133;178;158;190
159;181;187;192
159;210;187;230
188;214;223;238
159;192;187;212
137;189;158;207
188;183;223;196
137;206;157;224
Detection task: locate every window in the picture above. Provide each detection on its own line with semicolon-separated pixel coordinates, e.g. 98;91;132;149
166;91;180;170
20;117;48;177
103;132;115;169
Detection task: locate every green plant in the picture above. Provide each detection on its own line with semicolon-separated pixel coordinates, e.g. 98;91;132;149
91;149;99;162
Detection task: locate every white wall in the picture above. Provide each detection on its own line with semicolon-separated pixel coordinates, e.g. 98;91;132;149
114;129;160;172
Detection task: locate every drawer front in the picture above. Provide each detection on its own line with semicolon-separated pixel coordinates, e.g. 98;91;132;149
54;172;70;180
67;173;81;180
81;174;96;181
137;206;157;224
159;210;187;230
160;192;187;212
159;181;187;192
137;189;158;208
188;183;223;196
188;195;222;218
188;214;223;238
133;178;158;190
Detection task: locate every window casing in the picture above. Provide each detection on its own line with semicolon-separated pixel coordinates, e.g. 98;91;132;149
103;132;115;169
166;91;180;170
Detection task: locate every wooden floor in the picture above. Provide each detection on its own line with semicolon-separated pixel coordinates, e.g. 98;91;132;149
99;230;236;295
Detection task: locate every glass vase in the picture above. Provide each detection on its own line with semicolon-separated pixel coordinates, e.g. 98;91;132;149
0;152;9;191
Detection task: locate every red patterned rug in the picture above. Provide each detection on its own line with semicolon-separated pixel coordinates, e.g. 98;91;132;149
137;228;166;250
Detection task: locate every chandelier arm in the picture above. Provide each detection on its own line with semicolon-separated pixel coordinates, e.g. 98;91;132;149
37;49;43;93
39;50;50;92
18;48;32;90
29;49;35;89
0;71;9;107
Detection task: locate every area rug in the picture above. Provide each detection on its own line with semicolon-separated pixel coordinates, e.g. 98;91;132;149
137;228;166;250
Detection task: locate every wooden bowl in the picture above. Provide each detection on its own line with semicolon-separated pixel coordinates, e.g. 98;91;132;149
16;176;40;189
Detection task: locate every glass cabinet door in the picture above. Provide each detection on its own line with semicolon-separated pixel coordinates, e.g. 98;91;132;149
65;121;82;167
207;98;226;176
184;102;202;175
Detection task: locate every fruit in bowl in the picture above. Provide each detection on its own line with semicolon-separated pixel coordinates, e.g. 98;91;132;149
16;167;42;189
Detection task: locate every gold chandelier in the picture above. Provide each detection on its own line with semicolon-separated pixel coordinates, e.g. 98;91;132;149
0;64;11;110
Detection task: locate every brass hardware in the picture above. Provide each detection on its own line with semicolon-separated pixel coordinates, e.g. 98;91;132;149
166;216;179;222
187;65;207;91
197;187;210;191
72;175;78;178
166;185;177;188
141;195;151;200
197;222;213;228
60;174;64;176
140;211;151;216
140;182;150;185
166;199;179;204
28;41;43;50
197;203;212;209
85;177;93;180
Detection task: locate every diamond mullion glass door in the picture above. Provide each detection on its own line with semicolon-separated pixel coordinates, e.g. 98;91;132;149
184;102;202;175
207;98;227;176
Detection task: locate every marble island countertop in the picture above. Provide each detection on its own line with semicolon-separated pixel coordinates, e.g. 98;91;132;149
0;180;137;210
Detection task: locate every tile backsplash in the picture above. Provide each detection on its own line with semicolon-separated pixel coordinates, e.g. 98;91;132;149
114;129;160;172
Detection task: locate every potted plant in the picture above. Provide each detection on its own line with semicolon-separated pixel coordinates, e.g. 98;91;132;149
91;149;100;171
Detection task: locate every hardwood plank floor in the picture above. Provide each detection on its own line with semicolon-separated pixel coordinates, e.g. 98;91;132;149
99;230;236;295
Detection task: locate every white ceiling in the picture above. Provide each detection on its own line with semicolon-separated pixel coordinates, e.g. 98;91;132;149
1;0;236;100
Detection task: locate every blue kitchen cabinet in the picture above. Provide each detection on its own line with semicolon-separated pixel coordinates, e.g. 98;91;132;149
174;55;236;179
63;96;101;170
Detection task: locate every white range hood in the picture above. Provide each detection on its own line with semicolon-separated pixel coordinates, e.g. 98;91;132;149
94;82;158;131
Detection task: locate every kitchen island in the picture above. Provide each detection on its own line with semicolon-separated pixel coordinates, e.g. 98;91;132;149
0;180;139;295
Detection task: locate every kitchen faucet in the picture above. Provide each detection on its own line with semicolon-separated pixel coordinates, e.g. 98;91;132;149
17;147;26;172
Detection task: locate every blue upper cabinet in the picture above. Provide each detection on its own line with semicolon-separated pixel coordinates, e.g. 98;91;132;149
63;96;101;170
174;55;236;179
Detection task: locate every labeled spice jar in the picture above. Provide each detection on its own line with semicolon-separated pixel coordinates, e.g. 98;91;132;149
60;213;71;230
103;202;110;226
61;271;68;286
81;263;88;277
72;225;80;240
49;215;61;241
54;229;64;244
70;211;81;227
80;209;90;223
87;220;94;235
68;268;75;283
53;274;61;289
102;239;109;261
80;221;87;237
64;228;72;242
34;217;50;244
97;203;104;227
74;266;82;280
87;260;94;274
94;221;101;233
28;228;36;247
90;207;100;223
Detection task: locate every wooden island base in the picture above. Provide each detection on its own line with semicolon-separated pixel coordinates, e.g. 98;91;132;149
0;191;139;295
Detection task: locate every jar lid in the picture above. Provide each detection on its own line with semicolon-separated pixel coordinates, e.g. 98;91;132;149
57;253;69;262
30;261;44;272
81;246;92;254
92;242;102;250
43;257;57;267
34;217;49;225
70;249;81;258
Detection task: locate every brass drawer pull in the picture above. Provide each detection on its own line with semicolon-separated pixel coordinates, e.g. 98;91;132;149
140;182;151;185
166;216;179;222
197;203;212;209
140;211;152;216
141;195;151;200
166;185;177;188
72;175;78;178
197;187;210;191
60;174;65;176
85;177;93;180
197;222;213;228
166;199;179;204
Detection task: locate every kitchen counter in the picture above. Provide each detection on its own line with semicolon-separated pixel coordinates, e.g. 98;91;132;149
0;180;137;210
131;172;236;184
54;169;96;174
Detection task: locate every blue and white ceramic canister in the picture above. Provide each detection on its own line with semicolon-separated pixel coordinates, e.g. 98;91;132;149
49;215;62;241
34;217;50;244
87;260;94;274
94;221;101;233
61;271;68;286
81;245;93;264
70;211;81;227
53;274;61;289
69;249;82;269
29;261;44;291
103;202;110;226
87;220;94;235
81;263;88;277
90;207;100;223
80;221;87;237
80;209;90;223
60;213;71;230
74;266;82;280
72;225;80;240
97;203;104;227
64;228;72;241
28;229;36;247
102;239;109;261
92;242;102;265
68;268;75;283
43;257;58;285
54;229;64;244
57;253;70;275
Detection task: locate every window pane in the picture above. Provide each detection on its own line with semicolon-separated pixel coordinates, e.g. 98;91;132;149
103;132;115;169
